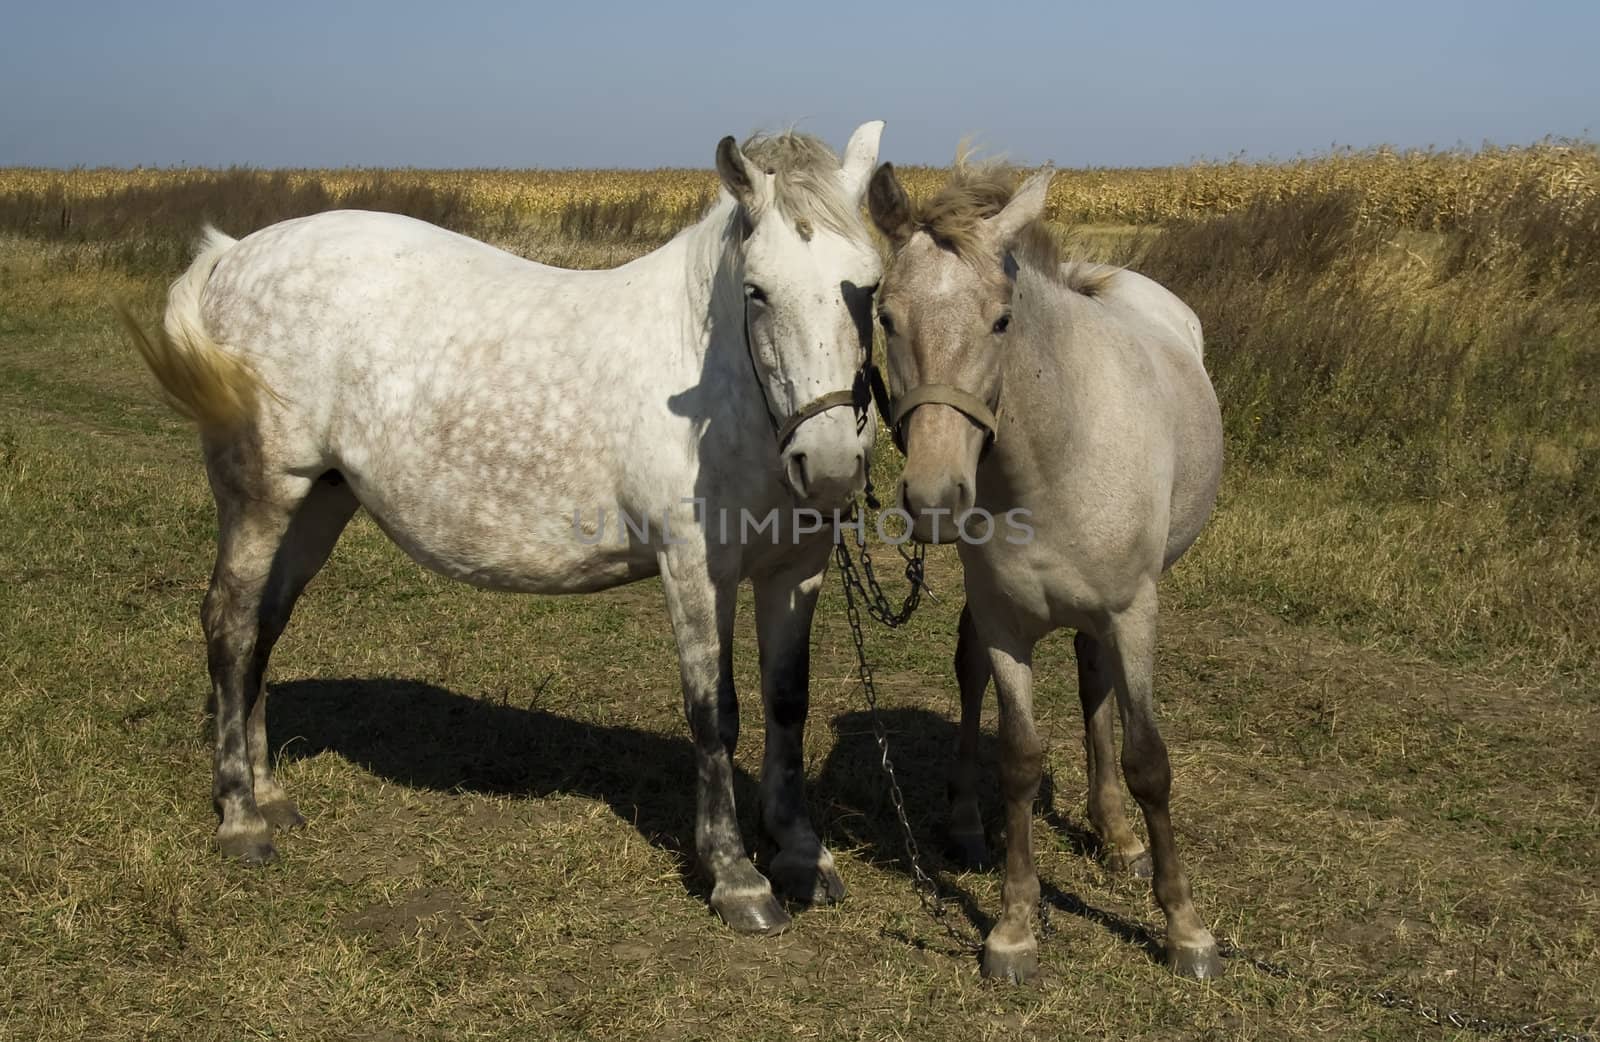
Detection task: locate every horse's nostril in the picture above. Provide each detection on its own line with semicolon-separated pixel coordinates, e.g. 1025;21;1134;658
786;453;810;497
955;479;974;511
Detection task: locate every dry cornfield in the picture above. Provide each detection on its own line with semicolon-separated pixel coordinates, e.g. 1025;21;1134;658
3;139;1596;229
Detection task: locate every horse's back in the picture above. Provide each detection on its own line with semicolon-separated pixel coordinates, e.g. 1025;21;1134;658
1092;268;1221;569
185;210;658;590
1062;261;1203;359
1048;267;1222;574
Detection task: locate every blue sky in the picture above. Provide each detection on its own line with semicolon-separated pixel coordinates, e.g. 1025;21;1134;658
2;0;1593;169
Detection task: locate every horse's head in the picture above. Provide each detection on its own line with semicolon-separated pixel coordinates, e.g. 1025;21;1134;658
715;122;884;507
868;160;1053;543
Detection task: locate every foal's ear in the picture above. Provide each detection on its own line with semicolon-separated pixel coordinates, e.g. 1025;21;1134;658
839;120;885;203
988;167;1055;248
716;136;769;214
868;162;914;248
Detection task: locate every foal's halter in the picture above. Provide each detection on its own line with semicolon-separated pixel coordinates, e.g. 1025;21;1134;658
883;381;1000;458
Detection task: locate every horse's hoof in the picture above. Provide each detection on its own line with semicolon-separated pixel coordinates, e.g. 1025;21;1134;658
980;939;1039;984
712;888;792;935
1106;847;1153;879
218;830;277;866
770;856;848;907
258;800;306;831
947;832;993;872
1167;943;1226;979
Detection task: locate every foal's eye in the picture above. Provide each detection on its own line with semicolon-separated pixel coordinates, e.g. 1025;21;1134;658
744;284;767;305
878;312;896;336
992;314;1012;335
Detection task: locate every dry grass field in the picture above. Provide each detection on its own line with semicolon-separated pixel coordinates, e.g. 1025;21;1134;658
1;145;1596;1040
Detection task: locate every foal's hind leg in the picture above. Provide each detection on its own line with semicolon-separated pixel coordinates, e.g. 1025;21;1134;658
1074;631;1151;878
947;602;993;870
1099;586;1222;978
247;472;359;830
752;549;846;906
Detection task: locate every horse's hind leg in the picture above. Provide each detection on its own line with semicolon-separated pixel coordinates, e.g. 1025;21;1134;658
947;601;993;870
248;472;359;830
1074;631;1151;877
203;458;353;864
1100;586;1222;978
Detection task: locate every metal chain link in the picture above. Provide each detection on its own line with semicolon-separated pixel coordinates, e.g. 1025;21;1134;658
1215;939;1595;1041
834;500;925;627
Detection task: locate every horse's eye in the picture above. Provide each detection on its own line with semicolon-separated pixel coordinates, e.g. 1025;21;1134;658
878;312;896;336
744;284;767;305
992;314;1011;335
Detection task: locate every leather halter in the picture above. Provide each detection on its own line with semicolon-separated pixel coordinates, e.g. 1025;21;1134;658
745;301;876;452
884;381;999;457
740;301;997;459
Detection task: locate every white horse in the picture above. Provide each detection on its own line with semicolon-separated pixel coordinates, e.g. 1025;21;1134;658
867;160;1226;980
120;123;887;935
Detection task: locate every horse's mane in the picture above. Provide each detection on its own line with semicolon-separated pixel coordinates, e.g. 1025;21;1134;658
916;159;1114;297
740;131;865;243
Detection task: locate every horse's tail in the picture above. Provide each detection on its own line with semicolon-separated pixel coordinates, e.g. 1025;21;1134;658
116;226;274;432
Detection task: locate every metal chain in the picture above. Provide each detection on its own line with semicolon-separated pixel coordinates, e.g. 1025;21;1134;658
834;500;925;628
834;513;981;953
1215;938;1596;1042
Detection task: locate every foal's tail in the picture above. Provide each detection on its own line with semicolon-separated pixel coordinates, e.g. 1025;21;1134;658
116;226;274;432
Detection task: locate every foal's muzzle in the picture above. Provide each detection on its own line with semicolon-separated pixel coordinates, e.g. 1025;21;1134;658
899;468;975;544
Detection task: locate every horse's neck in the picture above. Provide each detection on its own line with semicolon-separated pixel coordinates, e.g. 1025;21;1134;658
996;268;1086;461
625;195;745;363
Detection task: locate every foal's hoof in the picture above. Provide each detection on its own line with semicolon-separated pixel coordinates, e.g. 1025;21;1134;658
258;800;307;831
769;853;848;907
1167;943;1226;980
946;831;993;872
712;887;792;935
1106;846;1153;879
980;939;1039;984
218;830;277;867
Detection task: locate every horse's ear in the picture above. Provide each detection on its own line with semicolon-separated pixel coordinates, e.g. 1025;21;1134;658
868;162;914;247
716;136;767;214
987;167;1055;248
839;120;884;202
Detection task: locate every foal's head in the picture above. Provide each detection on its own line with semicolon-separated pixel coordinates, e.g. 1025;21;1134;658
868;160;1053;542
715;123;884;506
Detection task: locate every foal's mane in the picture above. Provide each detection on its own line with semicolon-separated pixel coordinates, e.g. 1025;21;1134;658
916;160;1114;297
739;131;865;242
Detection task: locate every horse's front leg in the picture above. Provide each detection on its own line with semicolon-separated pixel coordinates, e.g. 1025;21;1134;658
751;545;847;906
659;543;789;935
980;628;1045;983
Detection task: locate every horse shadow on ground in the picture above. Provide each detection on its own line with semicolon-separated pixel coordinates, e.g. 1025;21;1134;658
270;678;1162;960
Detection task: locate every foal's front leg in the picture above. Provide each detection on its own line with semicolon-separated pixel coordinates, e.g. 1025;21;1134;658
659;544;789;934
752;547;847;906
980;631;1045;983
947;602;993;870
